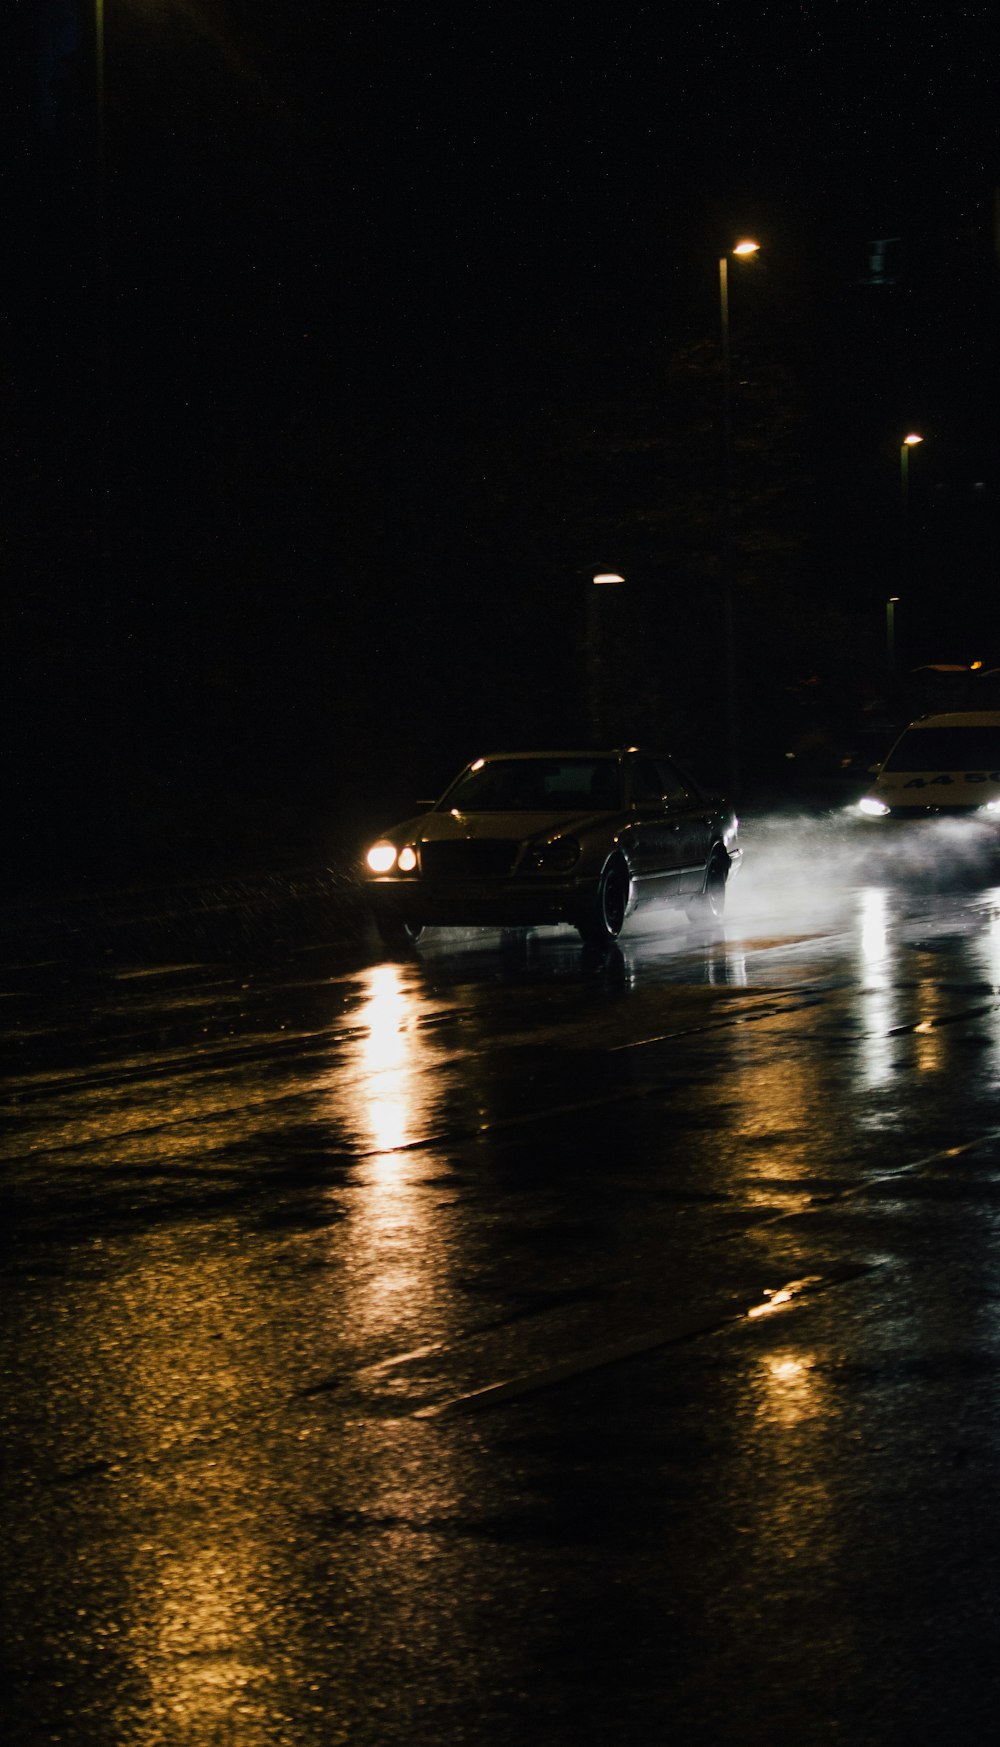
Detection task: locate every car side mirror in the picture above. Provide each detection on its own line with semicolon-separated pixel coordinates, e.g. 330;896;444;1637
867;764;882;776
632;793;664;809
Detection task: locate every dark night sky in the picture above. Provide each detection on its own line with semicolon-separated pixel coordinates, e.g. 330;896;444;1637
7;2;1000;878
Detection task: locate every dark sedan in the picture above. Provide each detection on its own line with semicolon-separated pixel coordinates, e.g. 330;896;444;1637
363;748;742;948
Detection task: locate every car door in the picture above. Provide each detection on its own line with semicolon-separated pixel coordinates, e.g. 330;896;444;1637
654;757;714;894
625;755;686;903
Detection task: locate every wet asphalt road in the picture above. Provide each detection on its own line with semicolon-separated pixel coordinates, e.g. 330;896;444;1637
5;811;1000;1745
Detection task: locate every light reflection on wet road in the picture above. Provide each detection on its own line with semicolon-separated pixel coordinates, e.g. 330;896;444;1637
6;816;1000;1743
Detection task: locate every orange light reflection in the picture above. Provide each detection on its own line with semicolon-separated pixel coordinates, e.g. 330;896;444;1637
339;965;454;1350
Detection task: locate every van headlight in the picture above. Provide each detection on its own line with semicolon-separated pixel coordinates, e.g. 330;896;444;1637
858;796;891;818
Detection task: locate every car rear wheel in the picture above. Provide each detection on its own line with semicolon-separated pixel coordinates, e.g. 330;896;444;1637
576;858;629;945
685;852;728;922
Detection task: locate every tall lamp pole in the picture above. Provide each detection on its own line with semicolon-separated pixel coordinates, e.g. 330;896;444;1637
95;1;106;138
587;572;624;742
886;596;900;677
900;431;923;535
92;0;111;586
891;433;923;679
718;239;759;800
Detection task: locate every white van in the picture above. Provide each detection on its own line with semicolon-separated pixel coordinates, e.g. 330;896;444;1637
859;712;1000;819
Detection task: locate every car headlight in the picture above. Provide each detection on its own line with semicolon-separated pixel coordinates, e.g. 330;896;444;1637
858;796;891;818
979;800;1000;815
530;835;581;873
366;841;398;873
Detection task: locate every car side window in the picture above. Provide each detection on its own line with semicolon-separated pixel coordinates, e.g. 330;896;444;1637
631;757;690;804
652;758;690;802
631;758;664;802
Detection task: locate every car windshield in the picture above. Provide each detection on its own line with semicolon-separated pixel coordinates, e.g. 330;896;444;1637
883;726;1000;771
440;757;621;812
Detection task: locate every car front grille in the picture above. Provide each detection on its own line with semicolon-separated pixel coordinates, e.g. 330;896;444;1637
420;840;520;879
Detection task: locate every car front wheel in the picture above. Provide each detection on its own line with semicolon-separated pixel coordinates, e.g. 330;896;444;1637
576;858;630;945
373;909;425;952
685;852;728;922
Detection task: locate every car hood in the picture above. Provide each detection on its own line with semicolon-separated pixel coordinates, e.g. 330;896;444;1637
398;808;616;844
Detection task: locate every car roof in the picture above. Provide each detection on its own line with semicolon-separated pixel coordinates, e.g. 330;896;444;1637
901;712;1000;730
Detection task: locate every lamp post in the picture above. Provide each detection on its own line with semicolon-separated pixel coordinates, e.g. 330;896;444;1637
90;0;111;588
886;596;900;677
587;572;624;742
900;431;923;535
718;239;759;800
719;241;760;465
892;434;923;679
95;1;106;138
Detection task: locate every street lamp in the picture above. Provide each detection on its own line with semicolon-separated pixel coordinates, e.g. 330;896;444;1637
719;241;760;457
718;239;760;800
900;431;923;532
587;573;624;742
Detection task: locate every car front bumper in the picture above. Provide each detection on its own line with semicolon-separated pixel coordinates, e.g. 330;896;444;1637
365;874;600;930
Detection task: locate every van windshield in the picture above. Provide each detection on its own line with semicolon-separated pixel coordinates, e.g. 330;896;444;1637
884;726;1000;771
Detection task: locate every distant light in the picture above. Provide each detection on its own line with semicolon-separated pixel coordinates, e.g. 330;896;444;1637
971;660;983;670
593;572;624;585
471;757;485;770
732;240;760;256
903;432;924;446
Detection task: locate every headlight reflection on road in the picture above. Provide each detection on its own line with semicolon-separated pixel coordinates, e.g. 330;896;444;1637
342;964;454;1348
973;889;1000;990
856;887;899;1090
358;963;424;1154
705;937;747;986
972;892;1000;1076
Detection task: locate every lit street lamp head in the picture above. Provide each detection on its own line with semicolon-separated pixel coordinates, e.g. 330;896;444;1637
732;239;760;257
903;432;924;447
